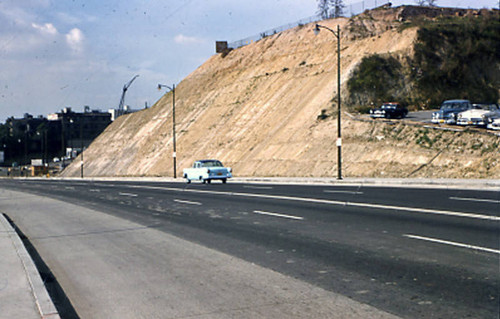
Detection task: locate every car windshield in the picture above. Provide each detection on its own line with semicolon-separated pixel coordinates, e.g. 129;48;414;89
201;160;223;167
441;102;467;110
381;104;397;109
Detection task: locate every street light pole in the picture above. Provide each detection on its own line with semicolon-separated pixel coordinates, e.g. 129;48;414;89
80;121;84;178
158;83;177;178
313;24;342;180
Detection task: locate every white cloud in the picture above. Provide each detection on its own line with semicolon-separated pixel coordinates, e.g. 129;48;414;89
66;28;84;53
55;11;98;25
32;22;58;35
56;12;82;25
174;34;204;45
0;4;34;27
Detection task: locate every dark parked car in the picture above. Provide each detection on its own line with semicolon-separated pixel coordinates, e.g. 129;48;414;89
369;102;408;119
431;99;473;125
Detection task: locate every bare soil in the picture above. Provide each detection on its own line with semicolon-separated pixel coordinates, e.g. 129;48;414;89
62;7;500;179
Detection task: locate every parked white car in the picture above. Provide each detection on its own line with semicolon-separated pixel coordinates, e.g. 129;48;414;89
183;159;232;184
457;104;500;127
487;117;500;131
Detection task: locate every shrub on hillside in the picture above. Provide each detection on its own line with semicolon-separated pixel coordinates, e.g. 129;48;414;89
347;54;405;107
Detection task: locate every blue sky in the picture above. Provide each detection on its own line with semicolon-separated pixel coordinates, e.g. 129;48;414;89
0;0;496;122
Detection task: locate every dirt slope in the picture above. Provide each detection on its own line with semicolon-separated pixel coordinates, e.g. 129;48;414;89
62;7;500;179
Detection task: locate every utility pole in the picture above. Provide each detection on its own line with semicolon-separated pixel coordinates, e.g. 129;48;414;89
80;120;84;178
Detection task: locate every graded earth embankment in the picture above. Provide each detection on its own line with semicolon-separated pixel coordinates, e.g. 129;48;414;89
62;7;500;179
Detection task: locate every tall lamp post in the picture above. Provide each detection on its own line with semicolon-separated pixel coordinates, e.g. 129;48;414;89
313;24;342;180
157;83;177;178
80;120;84;179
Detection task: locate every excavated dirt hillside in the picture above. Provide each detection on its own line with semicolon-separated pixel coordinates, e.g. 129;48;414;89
63;6;500;178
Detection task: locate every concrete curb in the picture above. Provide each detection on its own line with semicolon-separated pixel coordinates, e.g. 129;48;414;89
233;177;500;190
0;214;60;319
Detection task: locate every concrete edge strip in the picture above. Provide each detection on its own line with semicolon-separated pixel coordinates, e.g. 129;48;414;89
0;214;60;319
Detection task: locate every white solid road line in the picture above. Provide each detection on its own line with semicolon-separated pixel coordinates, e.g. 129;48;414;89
253;210;304;220
174;199;202;206
119;192;138;197
114;184;500;221
403;234;500;255
449;196;500;204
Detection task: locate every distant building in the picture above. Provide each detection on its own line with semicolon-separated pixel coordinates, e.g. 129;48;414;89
48;107;112;157
3;113;50;166
108;105;141;121
1;107;111;166
215;41;228;53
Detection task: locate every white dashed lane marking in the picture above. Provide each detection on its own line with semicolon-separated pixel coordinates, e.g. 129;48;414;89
323;190;364;195
253;210;304;221
119;192;138;197
174;199;202;206
449;196;500;204
403;234;500;255
243;186;274;190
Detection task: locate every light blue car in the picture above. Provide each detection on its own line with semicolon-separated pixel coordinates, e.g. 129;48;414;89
431;99;473;125
183;160;232;184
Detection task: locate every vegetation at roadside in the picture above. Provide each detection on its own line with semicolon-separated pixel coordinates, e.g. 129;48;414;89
347;14;500;110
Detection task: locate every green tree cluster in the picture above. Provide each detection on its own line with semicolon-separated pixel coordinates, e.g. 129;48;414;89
346;15;500;110
347;54;404;108
411;16;500;107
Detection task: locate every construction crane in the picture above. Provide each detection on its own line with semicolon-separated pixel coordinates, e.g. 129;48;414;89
117;75;139;117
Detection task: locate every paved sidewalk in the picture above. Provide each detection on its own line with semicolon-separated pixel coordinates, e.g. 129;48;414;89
0;213;59;319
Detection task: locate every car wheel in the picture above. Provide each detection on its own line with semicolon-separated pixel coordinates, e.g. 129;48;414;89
222;178;227;184
207;179;211;184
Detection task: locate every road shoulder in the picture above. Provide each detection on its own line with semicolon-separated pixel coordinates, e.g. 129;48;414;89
0;187;400;318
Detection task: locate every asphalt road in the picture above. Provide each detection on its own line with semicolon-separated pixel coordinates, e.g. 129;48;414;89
0;179;498;318
405;111;435;123
358;110;435;123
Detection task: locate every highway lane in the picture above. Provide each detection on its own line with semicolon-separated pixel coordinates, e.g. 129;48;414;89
24;178;500;215
0;179;498;318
